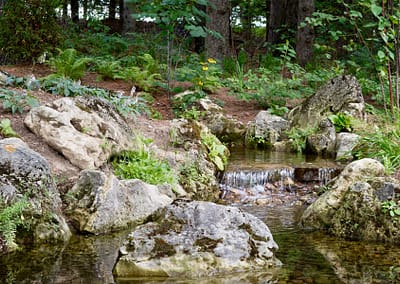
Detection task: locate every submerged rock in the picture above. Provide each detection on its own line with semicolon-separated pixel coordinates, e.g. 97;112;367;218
65;170;173;235
113;200;281;278
301;158;400;243
0;138;71;250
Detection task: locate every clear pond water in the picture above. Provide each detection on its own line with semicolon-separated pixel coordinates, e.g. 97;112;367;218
1;149;399;283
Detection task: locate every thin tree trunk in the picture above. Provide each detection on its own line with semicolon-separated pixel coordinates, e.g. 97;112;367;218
109;0;116;19
70;0;79;23
205;0;232;60
296;0;314;67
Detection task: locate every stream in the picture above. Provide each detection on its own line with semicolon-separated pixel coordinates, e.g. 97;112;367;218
1;149;400;283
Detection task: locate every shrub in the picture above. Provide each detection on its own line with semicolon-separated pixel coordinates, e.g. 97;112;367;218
0;0;61;63
0;89;39;114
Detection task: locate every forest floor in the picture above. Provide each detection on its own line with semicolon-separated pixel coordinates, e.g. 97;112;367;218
0;64;263;181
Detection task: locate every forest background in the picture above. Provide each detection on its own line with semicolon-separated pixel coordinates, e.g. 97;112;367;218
0;0;400;174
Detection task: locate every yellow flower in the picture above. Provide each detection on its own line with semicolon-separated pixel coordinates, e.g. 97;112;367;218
202;66;209;71
198;80;204;86
200;62;207;65
207;58;217;64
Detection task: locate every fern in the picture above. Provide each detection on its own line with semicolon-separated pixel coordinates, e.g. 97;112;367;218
48;48;91;80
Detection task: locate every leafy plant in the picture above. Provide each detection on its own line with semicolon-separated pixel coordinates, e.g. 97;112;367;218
48;48;92;80
0;119;19;138
0;89;39;114
172;90;207;118
110;149;177;186
381;200;400;218
179;106;204;120
328;113;353;132
0;196;29;250
0;0;61;63
94;58;122;81
286;127;317;153
200;132;228;171
353;126;400;173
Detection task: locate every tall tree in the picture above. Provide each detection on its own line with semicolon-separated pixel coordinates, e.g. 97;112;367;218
296;0;314;66
70;0;79;23
205;0;232;60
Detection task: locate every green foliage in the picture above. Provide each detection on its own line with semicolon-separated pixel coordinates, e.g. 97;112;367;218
110;149;176;186
0;197;29;249
171;90;207;118
179;106;204;120
94;58;122;81
48;49;92;80
0;0;61;63
116;54;162;91
381;200;400;219
39;77;150;118
0;89;39;114
286;127;317;153
200;132;228;171
353;126;400;173
328;113;353;133
0;119;19;138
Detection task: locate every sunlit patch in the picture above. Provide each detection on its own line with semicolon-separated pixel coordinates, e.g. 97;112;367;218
4;144;16;153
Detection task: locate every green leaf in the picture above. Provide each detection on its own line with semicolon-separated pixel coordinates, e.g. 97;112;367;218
371;4;382;18
186;25;207;38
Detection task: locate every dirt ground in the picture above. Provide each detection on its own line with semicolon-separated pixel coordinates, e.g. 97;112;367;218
0;64;263;179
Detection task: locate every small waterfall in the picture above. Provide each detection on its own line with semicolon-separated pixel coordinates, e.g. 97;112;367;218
220;167;295;193
318;168;336;185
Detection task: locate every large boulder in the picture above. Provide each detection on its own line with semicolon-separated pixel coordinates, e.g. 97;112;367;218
290;75;365;129
65;170;173;235
246;111;290;148
0;138;71;250
301;158;400;243
113;200;281;278
24;96;136;170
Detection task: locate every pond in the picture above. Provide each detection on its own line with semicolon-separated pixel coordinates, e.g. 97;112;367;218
0;149;399;283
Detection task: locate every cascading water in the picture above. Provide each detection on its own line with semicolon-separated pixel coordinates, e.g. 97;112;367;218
220;148;342;205
220;167;295;192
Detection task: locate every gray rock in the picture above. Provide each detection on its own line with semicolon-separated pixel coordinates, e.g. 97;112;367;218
246;111;290;147
114;200;281;278
0;138;71;248
301;158;400;243
335;132;360;161
306;118;336;156
290;75;365;129
197;98;246;143
65;170;173;234
24;96;136;170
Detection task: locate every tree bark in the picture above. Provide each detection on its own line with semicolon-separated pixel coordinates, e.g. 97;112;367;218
205;0;232;60
267;0;298;44
109;0;116;19
296;0;314;66
70;0;79;23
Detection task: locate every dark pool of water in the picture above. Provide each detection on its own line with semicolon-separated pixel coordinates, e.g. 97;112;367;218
1;149;399;283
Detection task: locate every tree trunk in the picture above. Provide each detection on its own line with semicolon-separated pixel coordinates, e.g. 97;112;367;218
205;0;232;60
121;0;135;34
267;0;286;44
267;0;298;45
109;0;116;19
296;0;314;66
70;0;79;23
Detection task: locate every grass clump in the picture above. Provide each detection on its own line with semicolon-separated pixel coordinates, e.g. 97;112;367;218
110;149;176;186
